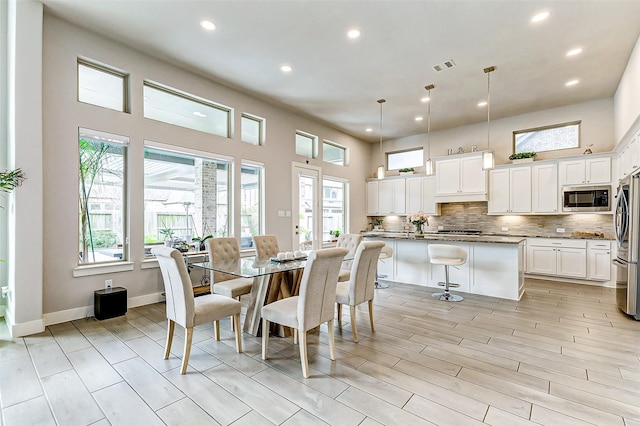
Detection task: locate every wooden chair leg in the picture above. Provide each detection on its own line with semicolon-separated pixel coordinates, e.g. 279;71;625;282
181;327;193;374
164;319;175;360
293;329;298;345
261;318;269;360
350;305;359;343
368;299;375;332
337;303;342;328
299;330;309;378
233;314;242;353
327;319;336;360
214;320;220;341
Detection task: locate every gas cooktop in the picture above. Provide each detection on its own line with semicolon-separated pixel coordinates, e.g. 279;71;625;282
436;229;482;235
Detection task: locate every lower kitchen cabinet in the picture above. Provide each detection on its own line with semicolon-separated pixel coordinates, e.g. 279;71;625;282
395;239;429;285
587;241;612;281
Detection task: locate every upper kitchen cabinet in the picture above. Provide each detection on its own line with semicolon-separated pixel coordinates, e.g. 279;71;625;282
435;152;488;202
366;181;379;215
532;162;559;213
406;176;441;216
379;179;406;215
559;155;611;186
488;165;532;214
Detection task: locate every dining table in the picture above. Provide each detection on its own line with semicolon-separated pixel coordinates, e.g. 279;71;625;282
191;255;309;336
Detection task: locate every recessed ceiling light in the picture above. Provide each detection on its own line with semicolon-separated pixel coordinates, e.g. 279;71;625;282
565;79;579;86
200;20;216;31
531;11;550;23
478;101;488;107
420;97;430;103
365;128;373;132
347;29;361;39
415;116;423;122
280;64;292;72
193;111;207;118
566;48;583;57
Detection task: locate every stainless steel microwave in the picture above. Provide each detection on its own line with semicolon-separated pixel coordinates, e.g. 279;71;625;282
562;185;610;212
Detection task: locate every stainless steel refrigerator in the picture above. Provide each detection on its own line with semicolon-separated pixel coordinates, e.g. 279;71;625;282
613;173;640;319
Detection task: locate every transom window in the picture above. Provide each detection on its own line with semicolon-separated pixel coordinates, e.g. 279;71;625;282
77;60;128;112
387;148;424;170
323;140;347;165
295;131;317;158
513;121;581;154
143;82;231;138
241;113;265;145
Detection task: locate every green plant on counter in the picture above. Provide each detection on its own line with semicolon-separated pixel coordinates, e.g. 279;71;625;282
399;167;414;173
509;151;537;160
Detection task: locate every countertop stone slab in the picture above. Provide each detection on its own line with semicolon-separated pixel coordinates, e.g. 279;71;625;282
361;232;613;244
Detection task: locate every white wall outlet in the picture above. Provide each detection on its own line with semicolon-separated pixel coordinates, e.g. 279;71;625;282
277;210;285;217
501;227;509;232
105;279;113;289
556;228;565;233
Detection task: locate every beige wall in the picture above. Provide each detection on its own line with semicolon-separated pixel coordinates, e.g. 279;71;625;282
41;15;371;317
614;33;640;145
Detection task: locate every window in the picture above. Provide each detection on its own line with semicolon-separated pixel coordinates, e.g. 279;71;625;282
387;148;424;170
78;128;128;264
78;60;128;112
143;82;231;138
295;131;316;158
513;121;580;154
240;163;264;249
323;140;347;165
241;113;265;145
322;178;347;243
143;145;231;256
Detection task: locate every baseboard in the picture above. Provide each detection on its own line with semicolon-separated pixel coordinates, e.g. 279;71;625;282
525;274;615;288
43;292;165;327
4;309;45;337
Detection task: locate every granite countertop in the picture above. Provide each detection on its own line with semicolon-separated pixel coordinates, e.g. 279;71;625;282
361;231;613;244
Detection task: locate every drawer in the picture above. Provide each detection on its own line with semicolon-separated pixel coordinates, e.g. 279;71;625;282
527;238;587;249
587;240;612;250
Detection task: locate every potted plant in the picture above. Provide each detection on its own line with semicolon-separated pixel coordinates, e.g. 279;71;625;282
329;230;341;242
509;152;537;164
159;228;175;247
192;234;213;251
399;167;415;175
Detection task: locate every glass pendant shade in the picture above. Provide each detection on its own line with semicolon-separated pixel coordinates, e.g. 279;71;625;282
377;165;385;179
425;158;434;176
482;151;495;170
483;66;496;170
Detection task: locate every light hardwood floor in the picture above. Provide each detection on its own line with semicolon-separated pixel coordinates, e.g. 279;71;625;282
1;279;639;425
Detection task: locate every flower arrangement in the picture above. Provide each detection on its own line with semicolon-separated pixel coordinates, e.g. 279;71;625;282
407;212;429;226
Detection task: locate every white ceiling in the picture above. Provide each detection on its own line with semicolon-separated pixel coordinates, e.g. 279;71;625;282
41;0;640;142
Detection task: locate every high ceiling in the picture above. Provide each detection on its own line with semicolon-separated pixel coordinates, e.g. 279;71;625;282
41;0;640;141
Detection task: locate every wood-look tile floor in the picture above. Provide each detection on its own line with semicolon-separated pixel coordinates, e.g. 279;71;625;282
1;279;640;425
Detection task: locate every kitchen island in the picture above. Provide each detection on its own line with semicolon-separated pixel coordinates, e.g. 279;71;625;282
363;232;526;300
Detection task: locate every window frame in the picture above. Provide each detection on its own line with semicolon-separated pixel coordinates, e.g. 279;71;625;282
512;120;581;155
322;176;349;244
322;140;348;166
387;147;424;171
240;161;265;250
241;113;266;145
295;130;317;159
77;58;129;113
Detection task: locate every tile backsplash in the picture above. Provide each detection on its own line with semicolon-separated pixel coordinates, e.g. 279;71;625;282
368;202;614;238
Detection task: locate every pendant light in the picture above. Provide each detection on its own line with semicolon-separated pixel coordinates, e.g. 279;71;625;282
482;66;496;170
376;99;386;179
424;84;435;176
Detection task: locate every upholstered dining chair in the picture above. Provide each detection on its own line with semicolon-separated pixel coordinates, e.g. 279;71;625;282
335;233;363;282
335;241;385;342
252;235;280;259
152;246;242;374
205;237;254;301
261;247;348;378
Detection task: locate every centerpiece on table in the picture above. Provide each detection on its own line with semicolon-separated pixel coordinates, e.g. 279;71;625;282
407;212;429;235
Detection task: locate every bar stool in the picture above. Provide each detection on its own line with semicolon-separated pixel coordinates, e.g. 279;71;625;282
375;244;393;289
428;244;467;302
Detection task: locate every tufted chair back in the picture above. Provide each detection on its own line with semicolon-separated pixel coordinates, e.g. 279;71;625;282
336;234;363;258
206;237;242;283
252;235;280;259
151;246;196;328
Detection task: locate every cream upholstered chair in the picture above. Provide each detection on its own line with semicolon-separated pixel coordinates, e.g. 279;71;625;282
205;237;253;300
152;246;242;374
428;244;468;302
261;247;348;378
336;241;385;342
336;234;363;282
252;235;280;259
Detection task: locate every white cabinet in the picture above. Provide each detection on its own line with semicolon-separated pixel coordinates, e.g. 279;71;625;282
532;163;559;213
559;157;611;185
488;166;532;214
366;181;379;215
378;179;405;215
526;238;588;279
587;241;612;281
405;177;422;214
421;176;441;215
435;153;487;202
395;239;429;285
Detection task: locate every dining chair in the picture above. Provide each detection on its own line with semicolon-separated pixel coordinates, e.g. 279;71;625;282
252;234;280;259
205;237;254;300
152;246;242;374
335;233;363;282
335;241;385;342
261;247;348;378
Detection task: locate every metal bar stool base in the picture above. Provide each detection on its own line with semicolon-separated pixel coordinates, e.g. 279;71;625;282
432;292;463;302
375;281;389;289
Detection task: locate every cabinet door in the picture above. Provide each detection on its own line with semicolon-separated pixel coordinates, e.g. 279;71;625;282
559;160;586;185
421;176;440;215
532;163;558;213
460;156;486;194
527;245;556;275
392;179;406;214
395;240;429;285
556;248;587;278
366;181;379;215
378;180;394;214
629;135;640;172
435;158;461;195
510;166;532;213
405;177;422;214
488;168;510;213
588;249;611;281
586;157;611;184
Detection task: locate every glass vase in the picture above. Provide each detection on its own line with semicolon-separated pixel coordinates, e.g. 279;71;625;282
414;223;423;235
